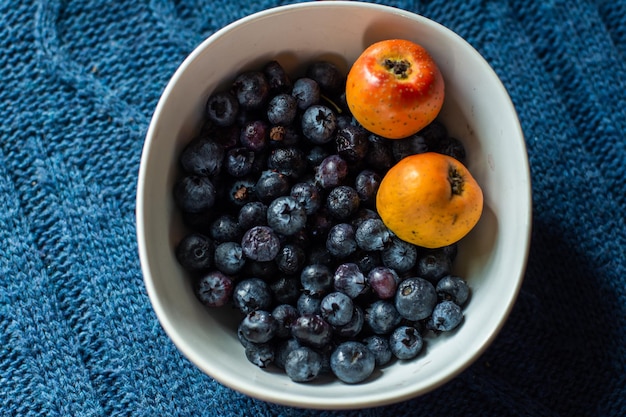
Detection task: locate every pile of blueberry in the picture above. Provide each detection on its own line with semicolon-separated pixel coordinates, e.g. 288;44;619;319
173;60;470;384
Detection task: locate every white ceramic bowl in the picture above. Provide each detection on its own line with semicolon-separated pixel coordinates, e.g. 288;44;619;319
136;1;532;410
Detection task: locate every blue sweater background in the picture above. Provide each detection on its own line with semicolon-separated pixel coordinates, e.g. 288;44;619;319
1;0;625;415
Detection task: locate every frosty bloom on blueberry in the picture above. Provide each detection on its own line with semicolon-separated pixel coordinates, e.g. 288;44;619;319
172;55;477;384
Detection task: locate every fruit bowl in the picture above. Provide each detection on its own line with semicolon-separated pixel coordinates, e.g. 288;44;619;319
136;1;531;410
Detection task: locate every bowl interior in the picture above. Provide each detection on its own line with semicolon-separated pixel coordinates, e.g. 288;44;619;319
136;1;531;410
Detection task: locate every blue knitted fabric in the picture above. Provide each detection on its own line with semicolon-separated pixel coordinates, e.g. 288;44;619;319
1;0;625;415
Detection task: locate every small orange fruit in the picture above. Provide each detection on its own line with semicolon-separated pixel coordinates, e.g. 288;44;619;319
376;152;483;248
345;39;445;139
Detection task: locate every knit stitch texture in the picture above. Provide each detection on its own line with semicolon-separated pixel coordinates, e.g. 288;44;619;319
1;0;625;416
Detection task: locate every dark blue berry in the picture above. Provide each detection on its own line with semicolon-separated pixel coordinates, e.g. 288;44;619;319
291;314;333;349
335;125;369;162
275;338;302;370
300;263;333;296
428;300;463;332
180;137;225;177
391;134;429;162
232;71;269;109
301;105;337;144
306;61;344;96
240;120;269;151
365;134;394;173
267;196;307;236
395;277;437;321
205;91;239;127
272;304;299;339
292;77;320;110
194;270;233;308
174;175;216;213
255;170;291;203
214;241;246;275
176;233;214;271
365;300;401;335
333;263;368;299
285;346;323;382
209;214;241;243
241;225;281;262
269;275;300;305
239;310;278;344
436;275;470;306
363;335;392;367
267;93;298;126
355;218;391;252
268;147;307;178
367;266;400;300
225;147;255;177
245;343;274;368
263;60;292;94
227;177;256;207
306;145;329;166
350;208;380;230
232;277;273;314
297;292;322;315
348;250;382;275
320;292;354;327
237;201;268;230
290;182;322;215
326;185;360;220
382;237;418;273
415;248;452;282
326;223;357;259
315;154;347;189
354;170;381;207
389;325;423;360
330;341;375;384
275;243;306;275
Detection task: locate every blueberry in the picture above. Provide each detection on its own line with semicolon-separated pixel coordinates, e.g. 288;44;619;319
255;170;291;204
290;182;322;215
355;218;391;252
232;71;270;109
306;61;344;96
269;275;300;305
275;338;302;370
240;120;269;151
237;201;268;230
285;346;323;382
315;154;348;189
194;270;233;308
275;243;306;275
381;237;418;273
326;223;357;259
436;275;470;306
395;277;437;321
307;210;334;242
367;266;400;300
334;305;365;338
365;134;394;173
365;300;402;335
267;93;298;126
224;147;255;177
306;145;329;166
350;208;380;230
209;214;241;243
301;105;337;144
300;263;333;296
335;125;369;162
241;225;281;262
272;304;299;339
292;77;320;110
389;325;423;360
363;335;392;367
214;241;246;275
267;196;307;236
227;177;256;207
326;185;360;220
333;263;368;299
268;147;307;178
232;277;273;314
415;248;453;282
417;120;449;148
428;300;463;332
263;60;292;94
330;341;375;384
175;233;214;271
238;310;278;344
320;291;354;327
391;134;429;162
291;314;333;349
354;170;381;207
173;175;216;213
297;292;323;315
205;91;239;127
245;343;275;368
179;137;225;177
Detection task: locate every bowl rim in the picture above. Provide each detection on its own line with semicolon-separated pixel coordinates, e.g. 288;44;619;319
136;0;532;409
